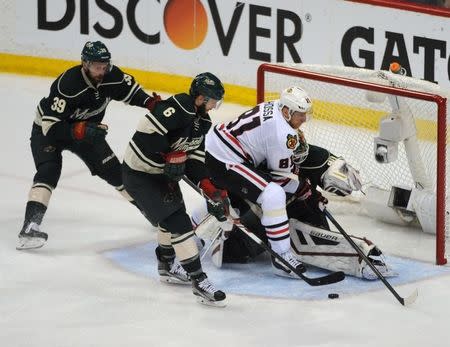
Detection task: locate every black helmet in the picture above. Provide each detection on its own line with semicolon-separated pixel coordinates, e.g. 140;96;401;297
189;72;225;100
81;41;111;63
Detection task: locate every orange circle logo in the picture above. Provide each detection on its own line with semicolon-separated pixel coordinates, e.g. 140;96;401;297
164;0;208;50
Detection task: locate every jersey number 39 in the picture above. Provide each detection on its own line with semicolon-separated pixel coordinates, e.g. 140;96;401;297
50;97;66;113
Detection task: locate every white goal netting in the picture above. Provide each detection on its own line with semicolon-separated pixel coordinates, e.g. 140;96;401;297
258;63;449;264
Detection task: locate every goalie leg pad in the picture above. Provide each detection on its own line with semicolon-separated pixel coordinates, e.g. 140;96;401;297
289;219;396;279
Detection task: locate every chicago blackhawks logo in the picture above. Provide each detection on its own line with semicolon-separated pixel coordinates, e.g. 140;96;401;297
286;134;298;149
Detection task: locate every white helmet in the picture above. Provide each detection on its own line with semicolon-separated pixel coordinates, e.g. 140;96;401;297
279;86;312;116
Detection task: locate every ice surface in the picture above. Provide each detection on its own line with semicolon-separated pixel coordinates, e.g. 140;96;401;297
1;74;449;347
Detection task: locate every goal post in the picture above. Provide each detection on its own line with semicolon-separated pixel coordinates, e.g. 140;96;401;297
257;63;448;265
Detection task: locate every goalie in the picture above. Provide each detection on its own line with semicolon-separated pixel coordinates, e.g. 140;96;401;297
194;145;397;280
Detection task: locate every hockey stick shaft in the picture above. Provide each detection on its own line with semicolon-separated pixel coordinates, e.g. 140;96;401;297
324;209;418;306
182;176;345;286
200;226;223;261
229;217;344;286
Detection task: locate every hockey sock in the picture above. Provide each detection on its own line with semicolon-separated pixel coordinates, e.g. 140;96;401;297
21;201;47;232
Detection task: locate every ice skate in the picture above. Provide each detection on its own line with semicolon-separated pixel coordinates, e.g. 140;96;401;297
192;273;226;307
272;250;306;279
155;248;190;285
16;222;48;250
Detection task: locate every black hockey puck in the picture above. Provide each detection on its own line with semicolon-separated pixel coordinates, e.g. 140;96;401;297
328;293;339;299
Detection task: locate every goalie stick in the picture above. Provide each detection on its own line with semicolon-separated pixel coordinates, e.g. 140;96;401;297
182;176;345;286
324;210;418;306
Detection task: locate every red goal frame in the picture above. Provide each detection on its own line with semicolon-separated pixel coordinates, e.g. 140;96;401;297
257;63;448;265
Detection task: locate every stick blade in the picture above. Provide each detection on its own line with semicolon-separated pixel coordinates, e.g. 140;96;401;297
401;288;418;306
304;271;345;286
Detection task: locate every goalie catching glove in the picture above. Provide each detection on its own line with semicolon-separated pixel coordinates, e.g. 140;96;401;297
199;178;230;222
322;157;362;196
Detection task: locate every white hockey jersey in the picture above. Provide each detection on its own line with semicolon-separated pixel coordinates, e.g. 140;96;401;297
206;100;301;193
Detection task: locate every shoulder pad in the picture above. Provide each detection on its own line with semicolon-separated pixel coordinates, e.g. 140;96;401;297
170;93;196;115
101;65;126;84
57;65;89;98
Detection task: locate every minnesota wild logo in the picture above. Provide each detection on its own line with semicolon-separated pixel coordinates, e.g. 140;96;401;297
286;133;298;149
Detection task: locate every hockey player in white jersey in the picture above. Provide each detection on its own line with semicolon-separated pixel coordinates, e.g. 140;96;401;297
205;86;324;278
196;142;396;280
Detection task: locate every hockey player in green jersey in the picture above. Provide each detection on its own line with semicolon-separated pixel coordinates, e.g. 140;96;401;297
17;41;161;250
122;72;229;307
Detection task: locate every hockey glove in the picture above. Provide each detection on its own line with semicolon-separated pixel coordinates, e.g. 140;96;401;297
322;157;362;196
145;92;162;112
199;178;230;222
306;189;328;211
295;176;312;201
71;121;107;144
163;151;187;181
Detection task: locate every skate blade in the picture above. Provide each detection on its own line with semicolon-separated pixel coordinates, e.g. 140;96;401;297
195;296;227;308
159;276;191;285
16;238;46;250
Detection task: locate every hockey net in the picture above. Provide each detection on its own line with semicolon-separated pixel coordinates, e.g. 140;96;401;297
257;63;449;265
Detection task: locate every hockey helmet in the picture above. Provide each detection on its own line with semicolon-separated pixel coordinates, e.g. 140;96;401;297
190;72;225;101
279;86;312;116
81;41;111;63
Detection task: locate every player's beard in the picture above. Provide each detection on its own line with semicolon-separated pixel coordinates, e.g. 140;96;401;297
89;73;104;84
197;103;207;117
83;67;104;85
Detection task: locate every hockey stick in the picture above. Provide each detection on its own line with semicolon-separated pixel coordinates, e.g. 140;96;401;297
324;209;418;306
270;170;418;304
200;226;223;261
191;212;220;261
182;176;345;286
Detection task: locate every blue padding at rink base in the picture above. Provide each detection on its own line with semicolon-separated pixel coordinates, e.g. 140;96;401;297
103;241;450;301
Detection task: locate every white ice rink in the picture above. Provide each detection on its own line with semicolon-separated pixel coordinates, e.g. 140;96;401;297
1;73;449;347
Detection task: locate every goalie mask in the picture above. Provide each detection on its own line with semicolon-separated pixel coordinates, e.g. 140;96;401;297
292;129;309;165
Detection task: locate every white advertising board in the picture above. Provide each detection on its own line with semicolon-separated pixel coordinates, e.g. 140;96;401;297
1;0;449;88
